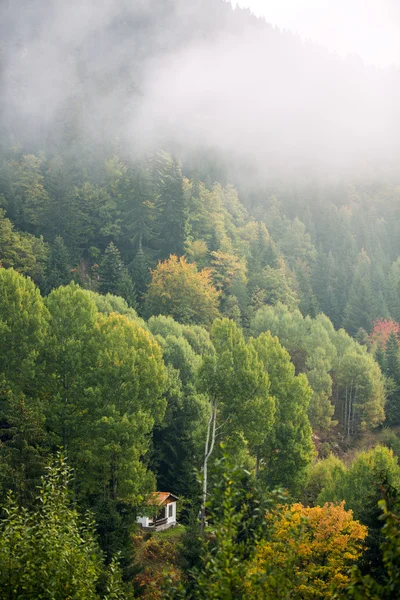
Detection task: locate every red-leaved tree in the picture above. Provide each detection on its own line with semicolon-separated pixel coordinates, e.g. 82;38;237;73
370;318;400;349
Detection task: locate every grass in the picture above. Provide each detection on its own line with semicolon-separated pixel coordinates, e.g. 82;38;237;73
154;524;186;540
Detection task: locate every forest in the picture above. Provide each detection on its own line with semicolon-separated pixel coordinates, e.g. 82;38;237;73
1;0;400;598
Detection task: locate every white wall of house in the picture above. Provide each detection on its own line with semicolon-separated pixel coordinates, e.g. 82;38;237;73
166;501;176;525
137;515;151;527
137;500;177;529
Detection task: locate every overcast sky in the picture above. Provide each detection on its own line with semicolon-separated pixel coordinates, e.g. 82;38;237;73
232;0;400;68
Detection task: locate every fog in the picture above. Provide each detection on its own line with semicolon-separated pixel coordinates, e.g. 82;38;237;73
234;0;400;69
1;0;399;177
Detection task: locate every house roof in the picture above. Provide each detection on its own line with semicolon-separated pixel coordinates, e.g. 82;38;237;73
152;492;179;505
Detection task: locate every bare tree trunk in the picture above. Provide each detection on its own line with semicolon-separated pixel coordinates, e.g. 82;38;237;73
200;399;217;535
255;446;260;479
348;380;353;439
352;386;358;436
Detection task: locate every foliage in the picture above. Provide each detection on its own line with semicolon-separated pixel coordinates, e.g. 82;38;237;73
0;209;48;283
42;235;72;294
145;255;220;326
251;331;314;493
370;318;400;350
0;454;131;599
246;502;367;599
132;532;184;599
344;497;400;600
99;241;137;307
317;445;400;577
250;302;385;436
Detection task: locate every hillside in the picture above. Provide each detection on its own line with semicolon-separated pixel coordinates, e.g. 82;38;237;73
1;1;400;598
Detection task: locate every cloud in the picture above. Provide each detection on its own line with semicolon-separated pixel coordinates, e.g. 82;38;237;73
1;0;399;176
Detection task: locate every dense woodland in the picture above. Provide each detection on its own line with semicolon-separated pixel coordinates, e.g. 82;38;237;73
1;0;400;598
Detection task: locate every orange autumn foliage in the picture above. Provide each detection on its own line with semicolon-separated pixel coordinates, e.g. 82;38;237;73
132;534;183;599
145;255;220;326
246;502;367;600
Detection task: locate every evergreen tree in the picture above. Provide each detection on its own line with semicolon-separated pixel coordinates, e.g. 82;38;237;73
99;242;123;296
42;236;71;295
123;165;158;257
384;332;400;424
343;250;377;335
312;249;340;327
43;156;77;247
156;157;188;259
129;239;150;306
98;242;136;306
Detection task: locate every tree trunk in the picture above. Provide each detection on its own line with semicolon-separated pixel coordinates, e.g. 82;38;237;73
200;399;217;535
255;446;260;479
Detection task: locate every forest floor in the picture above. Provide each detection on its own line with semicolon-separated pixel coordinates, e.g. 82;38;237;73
313;425;400;464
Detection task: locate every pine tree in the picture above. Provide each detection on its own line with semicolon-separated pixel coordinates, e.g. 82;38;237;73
44;156;76;247
98;242;136;306
384;332;400;424
129;241;149;306
343;250;377;335
42;236;72;295
312;249;340;327
118;269;137;309
156;157;188;259
99;242;123;296
121;164;158;258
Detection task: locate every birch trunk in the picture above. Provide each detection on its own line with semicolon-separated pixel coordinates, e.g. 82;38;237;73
200;399;217;535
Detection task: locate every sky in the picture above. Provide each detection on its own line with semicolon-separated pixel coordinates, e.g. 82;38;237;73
232;0;400;68
1;0;399;176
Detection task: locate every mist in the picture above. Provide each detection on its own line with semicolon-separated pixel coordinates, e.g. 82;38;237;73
1;0;400;177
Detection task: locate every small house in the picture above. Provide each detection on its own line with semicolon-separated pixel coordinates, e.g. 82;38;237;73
137;492;179;532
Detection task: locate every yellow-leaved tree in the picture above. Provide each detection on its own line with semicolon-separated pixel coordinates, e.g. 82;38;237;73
145;255;220;326
245;502;367;599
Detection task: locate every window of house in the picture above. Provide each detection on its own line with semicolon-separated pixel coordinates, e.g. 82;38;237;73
168;504;173;518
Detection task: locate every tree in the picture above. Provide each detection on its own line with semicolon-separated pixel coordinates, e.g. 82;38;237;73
43;155;75;243
302;453;347;506
250;303;385;436
198;319;274;532
99;242;136;307
145;255;220;326
8;154;49;234
277;217;317;268
245;502;367;599
0;454;131;599
43;283;166;559
123;163;158;255
318;445;400;577
42;235;72;294
130;240;150;305
250;304;336;432
383;332;400;424
72;181;120;256
312;249;341;327
0;209;48;283
0;268;48;393
343;250;377;335
0;270;49;502
251;332;314;493
370;318;400;350
345;497;400;600
155;154;188;259
333;349;385;437
252;263;299;311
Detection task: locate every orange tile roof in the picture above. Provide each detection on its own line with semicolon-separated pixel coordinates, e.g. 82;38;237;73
152;492;179;505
